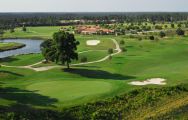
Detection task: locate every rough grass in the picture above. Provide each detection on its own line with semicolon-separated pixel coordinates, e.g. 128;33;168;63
1;85;187;120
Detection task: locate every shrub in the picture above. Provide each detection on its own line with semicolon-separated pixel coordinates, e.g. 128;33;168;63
120;47;127;52
185;23;188;28
178;23;182;28
108;48;113;54
108;55;112;60
80;56;87;63
10;29;15;33
119;40;125;45
176;28;185;36
138;37;142;41
22;26;27;32
92;109;118;120
164;25;168;28
155;25;163;30
159;31;166;38
149;36;155;40
171;23;175;28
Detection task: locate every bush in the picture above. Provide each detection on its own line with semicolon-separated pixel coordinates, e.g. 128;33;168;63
10;29;15;33
22;26;27;32
178;24;182;28
80;56;87;63
108;55;112;60
164;25;168;28
92;109;118;120
159;31;166;38
119;40;125;45
171;23;175;28
176;28;185;36
149;36;155;40
155;25;163;30
185;23;188;28
120;47;127;52
138;37;142;41
108;48;113;54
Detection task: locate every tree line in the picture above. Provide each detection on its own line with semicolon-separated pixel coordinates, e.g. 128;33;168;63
0;12;188;30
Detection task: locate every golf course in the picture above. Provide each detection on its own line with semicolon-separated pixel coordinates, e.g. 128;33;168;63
1;24;188;119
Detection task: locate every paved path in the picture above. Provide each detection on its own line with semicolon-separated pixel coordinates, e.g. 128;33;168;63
1;39;121;72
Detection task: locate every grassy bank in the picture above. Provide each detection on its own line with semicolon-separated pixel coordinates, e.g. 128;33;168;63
0;42;25;52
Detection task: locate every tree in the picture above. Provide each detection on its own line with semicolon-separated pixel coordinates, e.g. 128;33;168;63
22;26;27;32
40;39;56;62
149;36;155;40
185;23;188;28
177;23;182;28
171;23;175;28
108;48;113;54
159;31;166;38
120;47;127;52
164;25;168;29
41;31;80;68
10;28;15;33
155;25;163;30
108;48;113;60
176;28;185;36
119;40;125;45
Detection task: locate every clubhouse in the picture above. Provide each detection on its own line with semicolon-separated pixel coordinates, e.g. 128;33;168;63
75;25;114;35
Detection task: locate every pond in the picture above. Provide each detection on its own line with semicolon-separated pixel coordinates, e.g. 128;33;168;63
0;39;43;58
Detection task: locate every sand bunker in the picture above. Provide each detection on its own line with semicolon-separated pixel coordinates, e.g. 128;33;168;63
129;78;166;86
86;40;100;46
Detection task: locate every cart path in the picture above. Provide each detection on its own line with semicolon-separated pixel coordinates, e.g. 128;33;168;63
1;39;121;72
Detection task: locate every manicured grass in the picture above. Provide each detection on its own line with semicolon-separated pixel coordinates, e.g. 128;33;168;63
0;42;25;52
73;50;108;64
2;26;61;39
27;80;113;106
76;35;116;51
1;26;188;111
0;54;43;66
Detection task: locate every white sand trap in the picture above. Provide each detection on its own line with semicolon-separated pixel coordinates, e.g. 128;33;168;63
129;78;166;86
86;40;100;46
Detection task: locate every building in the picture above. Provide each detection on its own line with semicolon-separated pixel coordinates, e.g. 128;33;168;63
76;25;114;35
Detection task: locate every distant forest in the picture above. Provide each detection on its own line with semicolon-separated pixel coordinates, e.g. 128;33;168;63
0;12;188;30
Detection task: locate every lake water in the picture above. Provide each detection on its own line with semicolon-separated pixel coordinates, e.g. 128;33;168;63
0;39;43;58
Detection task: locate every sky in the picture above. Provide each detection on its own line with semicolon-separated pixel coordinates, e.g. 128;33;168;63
0;0;188;12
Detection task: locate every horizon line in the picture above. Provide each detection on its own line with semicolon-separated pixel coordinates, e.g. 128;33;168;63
0;11;188;13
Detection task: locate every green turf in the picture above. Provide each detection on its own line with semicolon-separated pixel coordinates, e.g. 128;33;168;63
1;26;188;110
3;26;61;39
0;54;43;66
0;42;25;51
27;80;113;106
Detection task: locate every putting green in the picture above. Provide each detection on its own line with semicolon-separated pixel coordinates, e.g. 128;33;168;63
27;81;112;104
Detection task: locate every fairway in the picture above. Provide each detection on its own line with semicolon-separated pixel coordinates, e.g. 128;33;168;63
0;54;43;66
3;26;61;39
1;6;188;120
1;26;188;119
